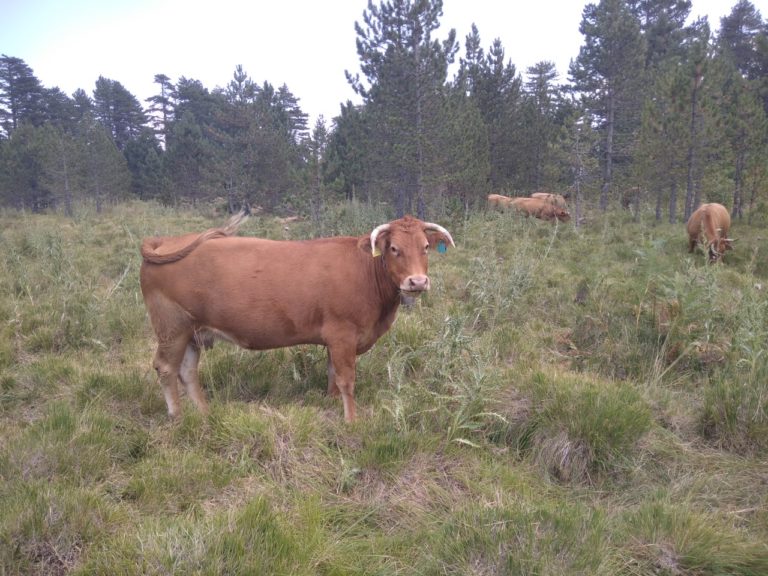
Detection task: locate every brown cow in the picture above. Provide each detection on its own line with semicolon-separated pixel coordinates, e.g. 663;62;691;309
487;193;515;210
140;211;454;422
686;203;733;263
530;192;568;208
510;197;571;223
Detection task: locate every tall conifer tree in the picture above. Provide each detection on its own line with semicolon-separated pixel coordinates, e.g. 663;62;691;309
570;0;646;210
347;0;457;216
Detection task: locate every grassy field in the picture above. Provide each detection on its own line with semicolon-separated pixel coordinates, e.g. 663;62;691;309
1;200;767;575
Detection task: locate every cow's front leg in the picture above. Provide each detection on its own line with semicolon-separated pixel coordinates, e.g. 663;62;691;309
327;340;358;422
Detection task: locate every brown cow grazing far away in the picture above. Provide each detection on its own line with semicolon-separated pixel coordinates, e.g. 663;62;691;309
511;197;571;223
686;202;734;263
487;193;515;210
140;211;454;422
530;192;568;208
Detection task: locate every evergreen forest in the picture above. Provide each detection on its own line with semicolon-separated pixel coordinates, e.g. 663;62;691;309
1;0;767;221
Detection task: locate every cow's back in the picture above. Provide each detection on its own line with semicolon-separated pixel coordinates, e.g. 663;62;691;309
707;203;731;237
687;203;730;239
140;236;386;351
531;192;567;208
487;194;513;209
511;197;547;213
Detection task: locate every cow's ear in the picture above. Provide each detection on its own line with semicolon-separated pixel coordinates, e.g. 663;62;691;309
371;229;391;257
359;231;390;257
425;229;452;253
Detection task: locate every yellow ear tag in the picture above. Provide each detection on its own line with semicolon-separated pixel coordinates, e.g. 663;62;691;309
372;246;381;257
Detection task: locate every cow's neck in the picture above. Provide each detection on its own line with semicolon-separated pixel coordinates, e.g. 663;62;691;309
371;255;402;314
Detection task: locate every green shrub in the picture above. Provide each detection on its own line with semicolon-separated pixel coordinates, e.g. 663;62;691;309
615;502;768;575
495;372;653;483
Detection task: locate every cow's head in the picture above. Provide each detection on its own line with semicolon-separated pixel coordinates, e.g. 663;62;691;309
369;216;454;297
708;236;734;263
555;207;571;222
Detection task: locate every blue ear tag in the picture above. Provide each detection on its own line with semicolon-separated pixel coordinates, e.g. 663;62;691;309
437;241;447;254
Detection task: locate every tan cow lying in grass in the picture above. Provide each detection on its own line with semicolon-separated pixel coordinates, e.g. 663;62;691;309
686;202;734;263
140;210;454;422
530;192;568;208
487;194;515;210
511;197;571;223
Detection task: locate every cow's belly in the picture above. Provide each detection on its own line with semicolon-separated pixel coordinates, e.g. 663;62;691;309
197;305;395;356
197;310;325;351
210;327;323;351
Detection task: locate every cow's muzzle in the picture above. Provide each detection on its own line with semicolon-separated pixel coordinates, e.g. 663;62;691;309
401;274;430;294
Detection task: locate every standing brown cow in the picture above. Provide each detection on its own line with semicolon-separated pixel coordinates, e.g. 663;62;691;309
686;203;734;263
140;212;454;422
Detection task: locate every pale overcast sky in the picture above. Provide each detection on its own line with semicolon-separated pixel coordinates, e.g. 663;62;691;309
3;0;746;125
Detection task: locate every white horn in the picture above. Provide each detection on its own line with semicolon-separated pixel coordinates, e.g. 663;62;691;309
423;222;455;247
370;223;391;256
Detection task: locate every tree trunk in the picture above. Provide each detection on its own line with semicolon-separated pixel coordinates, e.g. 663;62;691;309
600;89;615;211
655;182;663;222
732;147;744;219
684;71;702;220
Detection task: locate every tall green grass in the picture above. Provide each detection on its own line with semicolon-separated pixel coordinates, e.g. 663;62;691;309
1;201;767;574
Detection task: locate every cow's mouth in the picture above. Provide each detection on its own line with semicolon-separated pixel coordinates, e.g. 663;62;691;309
400;289;425;297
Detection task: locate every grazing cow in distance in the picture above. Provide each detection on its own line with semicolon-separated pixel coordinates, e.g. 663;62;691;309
530;192;568;208
140;211;454;422
487;193;515;210
686;202;734;263
511;197;571;223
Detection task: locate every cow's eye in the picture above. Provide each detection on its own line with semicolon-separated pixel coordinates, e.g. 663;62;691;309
424;243;430;252
390;245;399;256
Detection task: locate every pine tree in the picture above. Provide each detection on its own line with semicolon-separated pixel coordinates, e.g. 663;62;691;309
164;111;209;206
680;18;715;219
570;0;646;210
636;58;689;222
146;74;175;146
522;61;562;190
347;0;457;216
276;84;309;142
0;123;51;209
0;55;46;137
38;124;80;215
559;100;600;225
456;30;521;191
439;88;489;212
627;0;692;68
721;66;767;218
325;101;369;202
718;0;765;80
81;117;131;211
92;76;148;151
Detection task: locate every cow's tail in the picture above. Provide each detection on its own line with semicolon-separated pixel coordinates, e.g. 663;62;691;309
141;207;250;264
221;204;250;235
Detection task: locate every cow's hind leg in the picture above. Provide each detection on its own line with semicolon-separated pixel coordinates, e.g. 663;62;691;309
153;337;190;418
179;341;209;414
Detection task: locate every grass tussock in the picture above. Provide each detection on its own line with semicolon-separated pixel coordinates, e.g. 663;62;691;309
1;200;767;573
